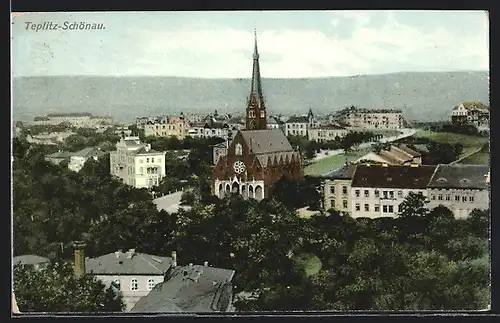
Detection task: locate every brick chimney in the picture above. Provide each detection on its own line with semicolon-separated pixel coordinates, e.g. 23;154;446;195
73;241;86;277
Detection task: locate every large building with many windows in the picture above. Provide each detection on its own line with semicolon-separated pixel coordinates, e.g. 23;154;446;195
144;115;189;139
333;106;404;130
109;136;166;189
322;163;489;219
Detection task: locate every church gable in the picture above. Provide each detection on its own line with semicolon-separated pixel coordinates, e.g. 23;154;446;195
227;131;251;157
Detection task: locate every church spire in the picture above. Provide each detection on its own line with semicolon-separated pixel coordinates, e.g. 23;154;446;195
246;29;267;130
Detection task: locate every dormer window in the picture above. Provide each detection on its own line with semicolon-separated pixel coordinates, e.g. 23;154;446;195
436;177;447;183
235;143;243;155
459;178;470;184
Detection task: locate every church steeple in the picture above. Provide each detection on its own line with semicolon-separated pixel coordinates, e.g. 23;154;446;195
246;29;267;130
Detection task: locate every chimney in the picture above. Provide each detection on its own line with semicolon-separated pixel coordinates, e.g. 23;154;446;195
115;251;121;258
172;251;177;266
204;261;209;267
73;241;86;277
126;249;135;259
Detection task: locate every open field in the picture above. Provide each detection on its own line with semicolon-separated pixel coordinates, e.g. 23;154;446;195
458;146;490;165
412;130;488;158
305;148;370;176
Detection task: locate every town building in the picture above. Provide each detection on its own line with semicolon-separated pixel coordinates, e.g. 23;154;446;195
75;245;174;312
322;164;357;213
13;255;50;270
144;115;189;139
136;116;158;129
109;136;166;189
131;263;235;313
334;106;404;130
187;122;238;139
114;126;133;137
67;147;106;172
307;124;349;142
284;109;318;137
45;150;75;165
212;31;303;200
354;145;422;166
426;164;490;219
451;101;489;131
26;131;75;146
349;164;437;218
33;112;114;128
266;115;285;131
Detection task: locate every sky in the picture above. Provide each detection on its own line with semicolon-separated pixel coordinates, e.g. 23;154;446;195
11;10;489;78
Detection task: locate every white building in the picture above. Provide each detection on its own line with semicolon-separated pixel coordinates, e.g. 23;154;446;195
284;109;318;137
67;147;105;172
451;101;489;131
334;107;404;130
109;136;166;189
426;164;490;219
82;249;175;312
308;124;348;142
349;164;436;218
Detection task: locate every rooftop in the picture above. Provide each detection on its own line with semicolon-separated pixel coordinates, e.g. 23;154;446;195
427;164;489;190
131;265;235;313
13;255;50;266
86;250;174;275
286;116;309;123
351;164;437;189
239;129;294;155
323;164;357;180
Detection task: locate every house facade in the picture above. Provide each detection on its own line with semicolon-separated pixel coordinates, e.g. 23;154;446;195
322;165;357;213
308;124;348;142
334;107;404;130
144;115;189;139
68;147;105;172
426;164;490;219
109;136;167;189
451;101;489;131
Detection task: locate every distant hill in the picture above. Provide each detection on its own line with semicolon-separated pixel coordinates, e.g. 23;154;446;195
12;71;489;124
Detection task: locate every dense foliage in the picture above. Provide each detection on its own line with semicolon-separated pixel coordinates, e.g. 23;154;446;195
14;262;124;312
13;137;490;311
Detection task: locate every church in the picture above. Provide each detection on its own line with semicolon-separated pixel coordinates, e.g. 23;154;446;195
212;31;303;201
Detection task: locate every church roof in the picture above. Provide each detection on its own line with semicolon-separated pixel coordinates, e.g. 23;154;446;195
239;129;294;155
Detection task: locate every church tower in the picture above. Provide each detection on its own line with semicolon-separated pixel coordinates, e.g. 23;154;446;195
246;30;267;130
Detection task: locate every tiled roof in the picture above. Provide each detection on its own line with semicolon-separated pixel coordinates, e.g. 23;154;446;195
131;265;235;313
46;150;73;159
351;164;437;189
13;255;50;266
323;164;357;179
240;129;294;155
397;145;421;157
427;164;489;190
85;251;174;275
72;147;98;158
461;101;489;111
286;116;309;123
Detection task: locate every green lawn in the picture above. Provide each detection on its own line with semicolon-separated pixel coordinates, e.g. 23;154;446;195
305;148;370;176
459;146;490;165
413;130;488;157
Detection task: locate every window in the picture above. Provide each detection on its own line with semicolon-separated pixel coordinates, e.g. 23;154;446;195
469;196;474;202
431;194;436;200
355;190;360;198
398;190;403;198
398;204;402;213
235;143;243;155
383;205;388;213
260;110;265;118
374;190;380;198
364;190;369;198
146;158;150;163
383;191;388;199
388;205;394;213
130;278;138;291
151;157;155;163
330;199;335;208
248;110;255;118
330;186;335;194
462;196;467;202
438;194;443;201
455;195;460;202
147;278;156;291
355;203;360;211
375;204;380;212
364;204;369;212
389;191;394;199
342;200;348;209
342;186;348;195
445;194;451;201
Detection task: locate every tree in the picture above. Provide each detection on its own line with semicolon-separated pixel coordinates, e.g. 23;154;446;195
398;192;429;219
13;262;124;312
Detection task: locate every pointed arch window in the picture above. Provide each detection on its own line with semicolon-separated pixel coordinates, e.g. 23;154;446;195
260;110;265;118
235;143;243;155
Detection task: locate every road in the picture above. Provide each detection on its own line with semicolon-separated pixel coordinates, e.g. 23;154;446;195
312;128;417;162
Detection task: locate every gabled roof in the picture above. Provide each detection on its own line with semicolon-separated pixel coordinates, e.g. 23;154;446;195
427;164;489;190
323;164;357;180
85;251;174;275
13;255;50;266
351;165;437;189
46;150;73;159
239;129;294;155
286;116;309;123
72;147;98;158
131;265;235;313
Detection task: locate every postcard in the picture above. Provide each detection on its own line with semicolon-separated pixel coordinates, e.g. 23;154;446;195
11;10;490;314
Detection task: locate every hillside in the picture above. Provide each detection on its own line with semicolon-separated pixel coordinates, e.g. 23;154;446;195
12;71;489;123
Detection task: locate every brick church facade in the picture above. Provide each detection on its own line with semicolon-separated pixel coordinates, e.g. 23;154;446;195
212;31;303;200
